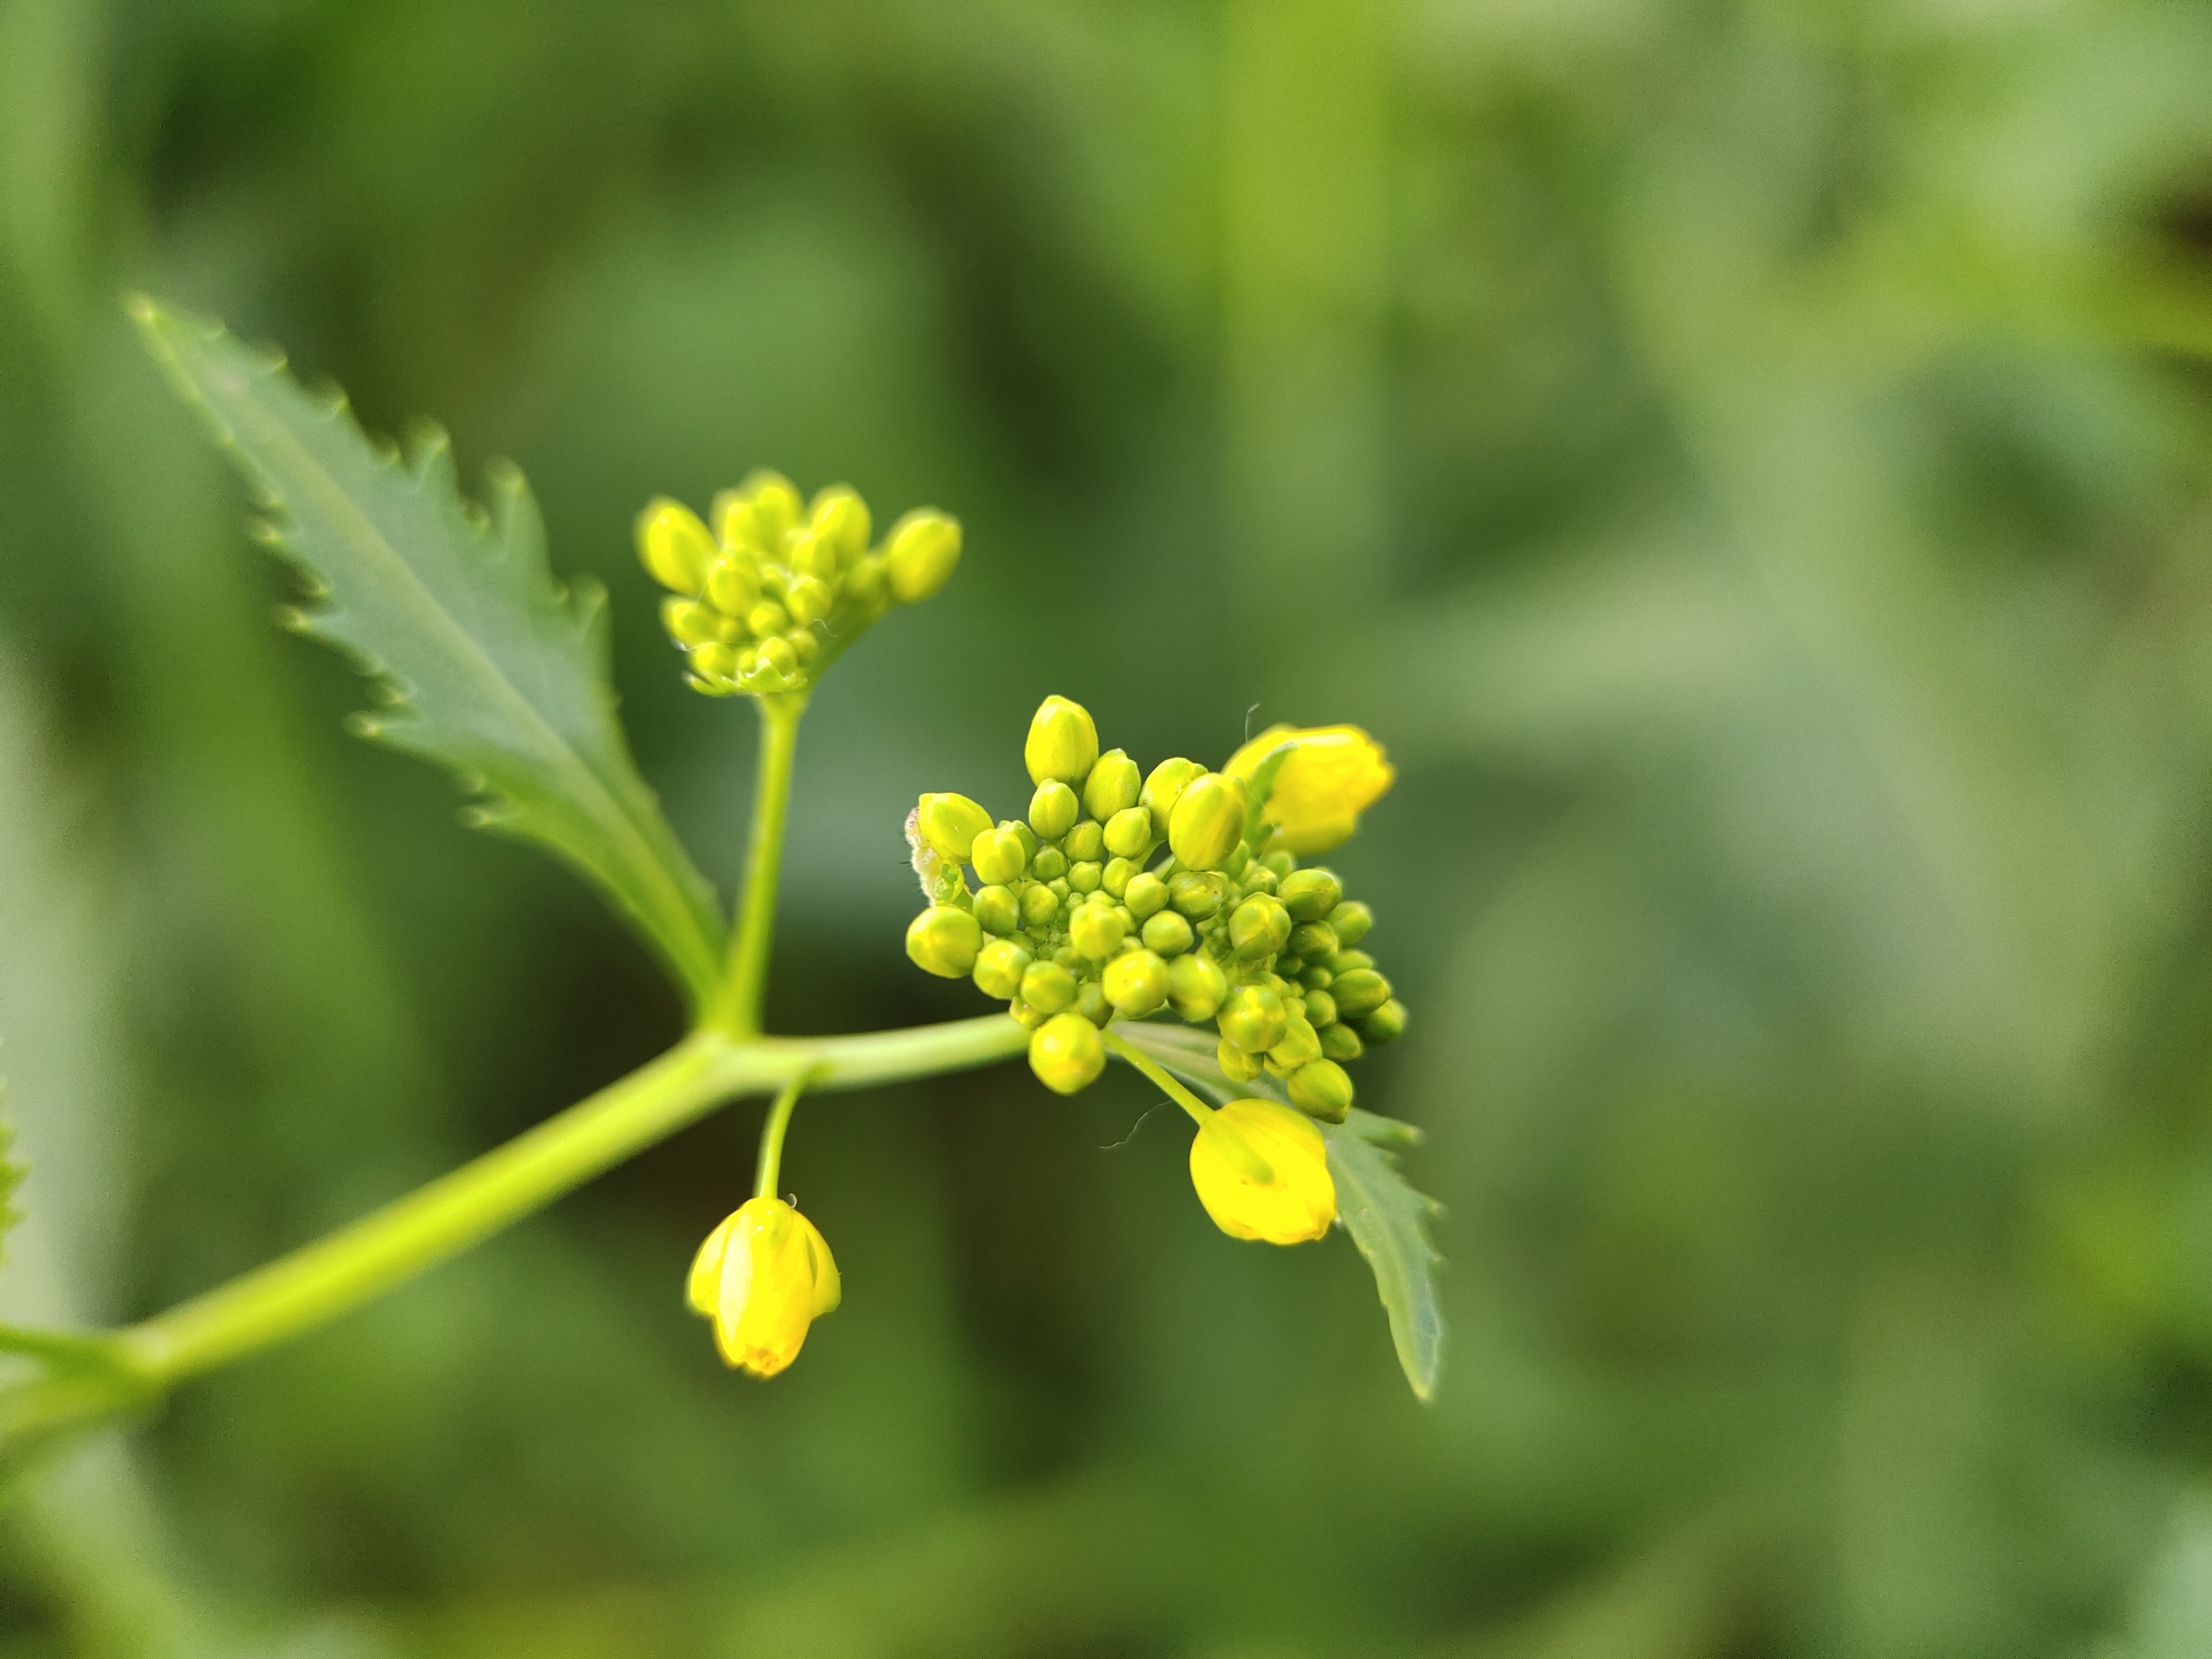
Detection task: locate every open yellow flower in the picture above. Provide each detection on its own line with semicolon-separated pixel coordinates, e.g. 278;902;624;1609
687;1196;840;1376
1224;724;1395;855
1189;1098;1336;1244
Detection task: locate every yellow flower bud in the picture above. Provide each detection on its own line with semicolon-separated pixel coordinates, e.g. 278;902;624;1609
712;490;765;553
971;827;1028;887
1029;780;1080;842
746;470;803;546
810;485;872;562
687;1196;839;1376
1286;1059;1354;1123
1102;949;1170;1016
1167;773;1248;872
1102;806;1152;860
906;904;982;978
1188;1100;1336;1245
886;508;962;603
704;554;760;619
1030;1012;1105;1094
1167;952;1229;1020
916;792;994;863
637;497;716;594
663;597;726;647
1025;695;1100;786
1224;724;1396;856
1084;749;1142;820
1141;757;1205;825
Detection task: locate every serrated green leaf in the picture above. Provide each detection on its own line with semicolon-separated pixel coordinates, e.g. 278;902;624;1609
1114;1021;1447;1400
130;297;725;1009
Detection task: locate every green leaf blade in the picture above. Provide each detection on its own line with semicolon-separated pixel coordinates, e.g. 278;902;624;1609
131;297;724;1009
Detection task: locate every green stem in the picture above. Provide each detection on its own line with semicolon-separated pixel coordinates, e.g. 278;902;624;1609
1101;1030;1273;1184
753;1068;818;1200
95;1014;1025;1393
710;693;806;1036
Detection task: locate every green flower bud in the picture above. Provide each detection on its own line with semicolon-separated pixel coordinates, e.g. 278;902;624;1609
1286;1059;1354;1124
1029;1012;1104;1094
1031;845;1069;883
1331;969;1391;1018
637;498;715;594
703;554;758;618
1328;901;1373;947
1002;819;1039;859
1320;1022;1364;1061
1075;980;1111;1025
906;906;982;978
1126;872;1171;919
973;885;1021;937
972;938;1031;998
1167;870;1227;919
1069;902;1127;961
1068;860;1102;894
810;486;872;562
1217;1038;1263;1082
663;597;724;647
1030;780;1080;841
1047;876;1071;902
1010;998;1050;1031
1167;952;1230;1021
711;489;763;553
1021;959;1078;1015
1332;949;1375;975
790;630;820;666
1269;1017;1323;1070
1103;949;1170;1016
1277;868;1343;923
886;508;962;603
1300;965;1333;991
1141;909;1194;957
917;792;994;863
1101;857;1136;899
1084;749;1142;820
1302;988;1338;1028
747;600;790;638
1223;844;1252;879
1261;850;1295;879
756;635;800;682
1229;894;1293;961
1141;757;1206;825
1239;864;1278;897
1025;695;1099;786
1361;998;1409;1045
785;573;833;626
746;471;803;544
1019;882;1060;930
972;828;1028;887
1168;773;1247;873
846;553;886;604
1065;820;1105;863
1102;806;1152;860
1218;984;1288;1054
1286;921;1337;961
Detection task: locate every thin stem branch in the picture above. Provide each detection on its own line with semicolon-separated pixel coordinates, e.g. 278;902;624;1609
753;1068;819;1200
710;693;806;1036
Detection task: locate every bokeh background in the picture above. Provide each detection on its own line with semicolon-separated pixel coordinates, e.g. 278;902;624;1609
8;0;2212;1653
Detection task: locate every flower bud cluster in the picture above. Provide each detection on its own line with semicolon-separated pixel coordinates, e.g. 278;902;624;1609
904;696;1407;1121
638;471;960;697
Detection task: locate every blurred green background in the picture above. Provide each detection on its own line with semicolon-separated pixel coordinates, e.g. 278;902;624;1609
8;0;2212;1652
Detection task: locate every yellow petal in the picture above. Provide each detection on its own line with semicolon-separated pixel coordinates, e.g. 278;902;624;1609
1187;1099;1336;1245
1224;725;1394;855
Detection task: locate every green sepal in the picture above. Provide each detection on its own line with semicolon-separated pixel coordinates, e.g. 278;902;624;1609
1238;743;1296;849
1111;1022;1445;1402
131;298;726;1012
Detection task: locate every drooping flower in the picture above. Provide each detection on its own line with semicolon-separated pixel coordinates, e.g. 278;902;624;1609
687;1196;840;1376
1224;724;1395;855
1188;1098;1336;1245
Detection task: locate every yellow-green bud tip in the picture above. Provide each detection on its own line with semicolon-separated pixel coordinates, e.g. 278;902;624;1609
1167;772;1248;873
886;509;962;604
1025;695;1100;786
1029;1012;1106;1094
637;498;716;595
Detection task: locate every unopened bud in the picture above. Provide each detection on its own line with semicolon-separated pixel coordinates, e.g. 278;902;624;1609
1101;857;1136;899
1168;952;1230;1021
664;598;724;647
1125;872;1171;919
1141;909;1194;957
1102;806;1152;859
1273;871;1336;924
886;509;962;603
746;471;803;543
1069;902;1127;960
1331;969;1391;1018
1025;695;1099;786
1021;959;1078;1014
788;531;840;581
972;885;1021;937
1217;1038;1263;1082
1084;750;1142;820
972;828;1028;886
784;574;833;627
906;906;982;978
1103;950;1170;1016
1141;757;1206;824
1301;988;1338;1028
1230;894;1293;960
972;938;1031;998
917;792;994;863
810;486;872;562
1168;774;1247;873
1268;1018;1323;1070
637;498;715;594
1029;1012;1105;1094
712;490;763;553
1030;844;1069;882
1075;980;1110;1025
705;555;760;618
1320;1022;1364;1061
1218;984;1288;1054
1361;998;1409;1045
1019;882;1060;930
1029;780;1080;841
1328;901;1373;947
1286;922;1337;961
747;600;790;637
1065;820;1105;863
1286;1059;1354;1124
1240;864;1278;897
1068;860;1102;893
1167;871;1226;919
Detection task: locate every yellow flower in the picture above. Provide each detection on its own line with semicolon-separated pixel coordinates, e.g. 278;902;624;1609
1224;724;1395;855
1188;1099;1336;1245
687;1196;840;1376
